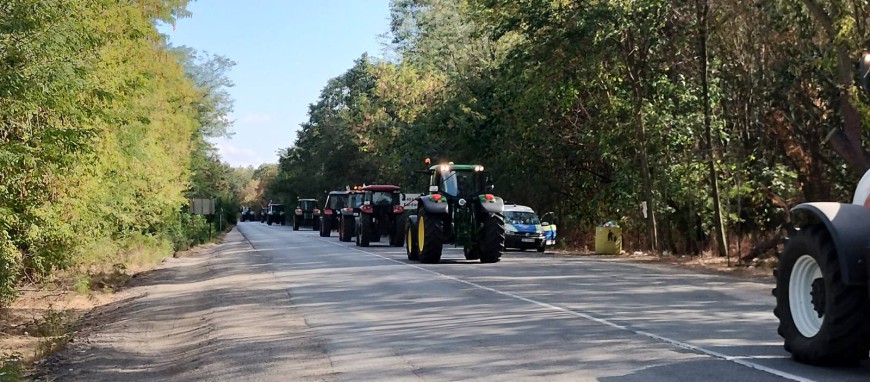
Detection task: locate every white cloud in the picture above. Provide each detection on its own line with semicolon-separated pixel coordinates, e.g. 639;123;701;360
212;139;267;168
238;113;273;125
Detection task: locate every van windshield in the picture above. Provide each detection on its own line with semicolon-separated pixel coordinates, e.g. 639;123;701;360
504;211;540;225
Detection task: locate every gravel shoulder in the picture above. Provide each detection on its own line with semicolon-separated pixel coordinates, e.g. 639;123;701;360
37;228;334;382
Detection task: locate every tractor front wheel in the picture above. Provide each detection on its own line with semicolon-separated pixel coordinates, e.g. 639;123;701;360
478;213;505;263
293;217;300;231
773;224;870;365
417;210;443;264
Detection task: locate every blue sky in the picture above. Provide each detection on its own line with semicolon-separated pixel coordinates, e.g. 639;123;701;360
160;0;392;168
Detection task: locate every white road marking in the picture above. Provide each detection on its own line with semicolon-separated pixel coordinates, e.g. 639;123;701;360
320;239;815;382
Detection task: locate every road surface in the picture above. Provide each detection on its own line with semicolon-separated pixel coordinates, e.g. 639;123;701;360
47;222;870;381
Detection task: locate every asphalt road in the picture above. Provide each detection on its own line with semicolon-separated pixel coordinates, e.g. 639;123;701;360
235;221;870;382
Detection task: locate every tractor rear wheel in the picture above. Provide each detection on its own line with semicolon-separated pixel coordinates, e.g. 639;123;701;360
406;217;419;261
389;219;405;247
340;216;354;242
319;218;331;237
773;224;870;365
478;213;505;263
464;245;480;260
417;210;443;264
358;215;371;247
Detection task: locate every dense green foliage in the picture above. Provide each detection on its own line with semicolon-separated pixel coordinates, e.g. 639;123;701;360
270;0;870;258
0;0;243;305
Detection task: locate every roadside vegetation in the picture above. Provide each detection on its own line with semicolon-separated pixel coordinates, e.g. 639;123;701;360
265;0;870;264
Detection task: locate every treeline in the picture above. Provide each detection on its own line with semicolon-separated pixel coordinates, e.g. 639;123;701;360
270;0;869;260
0;0;245;304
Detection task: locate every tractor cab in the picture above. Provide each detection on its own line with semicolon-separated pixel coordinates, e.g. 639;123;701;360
428;163;489;200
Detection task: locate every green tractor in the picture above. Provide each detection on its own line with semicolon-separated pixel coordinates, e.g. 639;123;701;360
405;162;506;263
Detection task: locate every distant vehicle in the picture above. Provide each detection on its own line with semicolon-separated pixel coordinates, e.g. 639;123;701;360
240;207;255;222
503;205;547;252
320;191;348;237
293;198;320;231
338;189;364;242
266;203;285;226
354;185;405;247
259;207;267;223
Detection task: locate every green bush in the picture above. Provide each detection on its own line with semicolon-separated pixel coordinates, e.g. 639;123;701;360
0;231;21;306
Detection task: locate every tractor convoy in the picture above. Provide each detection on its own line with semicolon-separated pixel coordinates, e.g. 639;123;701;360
240;159;555;264
238;159;870;368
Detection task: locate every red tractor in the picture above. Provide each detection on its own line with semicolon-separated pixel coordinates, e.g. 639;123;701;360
354;185;406;247
774;169;870;365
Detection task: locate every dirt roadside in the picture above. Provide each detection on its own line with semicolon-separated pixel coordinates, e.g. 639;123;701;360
29;228;334;382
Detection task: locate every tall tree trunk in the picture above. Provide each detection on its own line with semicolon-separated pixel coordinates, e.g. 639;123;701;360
801;0;870;175
697;0;728;258
635;101;658;253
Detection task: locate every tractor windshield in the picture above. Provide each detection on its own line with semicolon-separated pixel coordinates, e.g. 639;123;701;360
348;193;363;208
441;170;476;197
327;194;345;209
504;211;540;225
371;192;398;206
299;200;317;210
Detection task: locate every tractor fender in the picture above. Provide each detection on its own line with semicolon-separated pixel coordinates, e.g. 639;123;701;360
418;196;449;214
792;202;870;285
477;195;505;214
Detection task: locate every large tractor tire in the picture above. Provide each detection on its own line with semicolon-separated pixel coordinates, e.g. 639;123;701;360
406;217;419;261
267;217;273;226
313;217;320;231
417;209;443;264
293;217;300;231
358;215;371;247
773;224;870;365
389;219;405;247
340;216;354;242
478;213;505;263
320;218;331;237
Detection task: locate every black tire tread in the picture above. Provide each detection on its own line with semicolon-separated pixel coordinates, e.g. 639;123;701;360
479;213;505;263
773;224;870;366
418;210;443;264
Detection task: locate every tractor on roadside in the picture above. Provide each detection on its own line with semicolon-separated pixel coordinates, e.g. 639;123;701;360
293;198;321;231
773;169;870;366
265;203;285;226
405;161;506;263
354;185;406;247
338;188;364;242
319;191;348;237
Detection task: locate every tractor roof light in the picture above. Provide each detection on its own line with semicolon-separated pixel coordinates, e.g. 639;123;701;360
474;165;484;172
439;164;450;172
